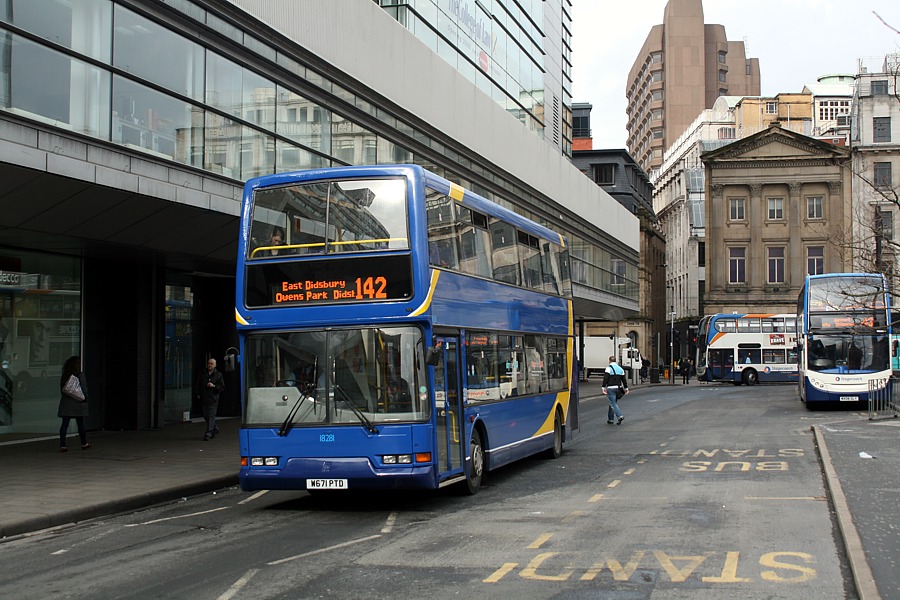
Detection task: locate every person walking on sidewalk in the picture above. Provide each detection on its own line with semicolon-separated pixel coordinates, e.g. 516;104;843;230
602;355;628;425
58;355;92;452
197;357;225;441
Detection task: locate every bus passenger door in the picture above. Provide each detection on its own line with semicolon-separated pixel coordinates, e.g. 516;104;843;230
709;349;732;380
433;337;464;479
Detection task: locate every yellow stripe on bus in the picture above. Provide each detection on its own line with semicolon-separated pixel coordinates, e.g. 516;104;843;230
409;269;441;316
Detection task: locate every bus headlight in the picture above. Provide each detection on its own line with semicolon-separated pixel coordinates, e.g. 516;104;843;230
381;454;412;464
249;457;280;466
809;377;826;390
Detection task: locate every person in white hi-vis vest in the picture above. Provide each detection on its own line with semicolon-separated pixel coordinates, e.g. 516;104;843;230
601;355;629;425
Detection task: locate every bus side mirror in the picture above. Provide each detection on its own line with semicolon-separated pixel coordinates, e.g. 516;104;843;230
223;347;238;372
425;347;441;366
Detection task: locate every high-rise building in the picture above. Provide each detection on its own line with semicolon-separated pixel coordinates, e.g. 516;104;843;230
377;0;574;156
626;0;760;174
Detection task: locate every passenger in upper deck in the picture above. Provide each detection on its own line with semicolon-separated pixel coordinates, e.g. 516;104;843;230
264;227;285;256
250;226;286;258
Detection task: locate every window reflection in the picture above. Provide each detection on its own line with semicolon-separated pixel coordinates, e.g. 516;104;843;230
243;327;428;426
113;5;204;101
0;0;111;62
332;114;376;165
112;77;202;166
0;250;81;433
275;139;330;173
0;32;110;139
204;111;241;178
249;177;409;259
276;85;331;154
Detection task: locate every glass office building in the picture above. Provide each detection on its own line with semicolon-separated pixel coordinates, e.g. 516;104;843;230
0;0;636;437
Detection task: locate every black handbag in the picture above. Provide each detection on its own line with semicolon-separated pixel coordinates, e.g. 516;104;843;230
616;387;625;400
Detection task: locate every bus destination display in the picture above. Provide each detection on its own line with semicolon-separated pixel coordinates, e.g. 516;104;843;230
809;313;885;330
277;276;389;303
244;254;413;308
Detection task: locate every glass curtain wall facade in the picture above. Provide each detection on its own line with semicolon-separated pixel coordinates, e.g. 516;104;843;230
0;0;636;431
0;250;81;434
376;0;546;137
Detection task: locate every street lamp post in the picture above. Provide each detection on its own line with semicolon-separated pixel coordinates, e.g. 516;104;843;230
669;311;676;383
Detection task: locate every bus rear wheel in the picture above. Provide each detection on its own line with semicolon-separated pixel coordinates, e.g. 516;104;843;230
742;369;759;385
463;428;484;495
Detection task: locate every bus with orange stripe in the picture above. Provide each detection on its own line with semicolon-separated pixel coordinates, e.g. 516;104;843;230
696;313;798;385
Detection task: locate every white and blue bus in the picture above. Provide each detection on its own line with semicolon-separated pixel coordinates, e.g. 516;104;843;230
695;313;798;385
235;165;579;495
797;273;891;407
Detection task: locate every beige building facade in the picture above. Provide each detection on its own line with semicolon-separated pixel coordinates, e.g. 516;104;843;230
702;124;852;314
626;0;760;174
850;55;900;278
732;93;813;138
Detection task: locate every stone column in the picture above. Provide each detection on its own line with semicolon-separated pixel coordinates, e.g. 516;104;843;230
749;183;763;290
788;181;802;289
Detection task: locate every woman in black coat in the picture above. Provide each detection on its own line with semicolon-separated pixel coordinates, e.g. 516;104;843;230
58;355;92;452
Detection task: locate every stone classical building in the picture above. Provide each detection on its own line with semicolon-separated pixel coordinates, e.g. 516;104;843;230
626;0;760;174
701;124;852;314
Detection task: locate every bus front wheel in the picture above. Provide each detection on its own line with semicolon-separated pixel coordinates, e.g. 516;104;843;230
742;369;759;385
463;428;484;495
543;410;563;459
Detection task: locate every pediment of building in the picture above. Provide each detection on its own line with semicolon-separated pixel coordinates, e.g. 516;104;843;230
702;124;849;165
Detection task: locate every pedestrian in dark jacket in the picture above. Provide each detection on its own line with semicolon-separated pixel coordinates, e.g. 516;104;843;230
680;358;691;384
197;357;225;441
58;355;91;452
601;356;628;425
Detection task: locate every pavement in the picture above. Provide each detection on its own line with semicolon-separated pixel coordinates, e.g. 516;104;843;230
0;378;896;600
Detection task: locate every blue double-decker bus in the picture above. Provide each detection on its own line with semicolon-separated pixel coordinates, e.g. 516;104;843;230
235;165;578;494
797;273;891;407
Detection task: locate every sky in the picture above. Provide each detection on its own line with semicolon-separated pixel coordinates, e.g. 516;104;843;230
571;0;900;149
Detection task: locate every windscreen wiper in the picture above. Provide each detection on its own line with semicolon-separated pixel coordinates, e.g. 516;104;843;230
277;384;315;436
334;384;379;434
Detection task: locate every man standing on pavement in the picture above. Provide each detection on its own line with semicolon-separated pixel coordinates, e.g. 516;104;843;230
601;355;628;425
197;357;225;441
680;358;691;384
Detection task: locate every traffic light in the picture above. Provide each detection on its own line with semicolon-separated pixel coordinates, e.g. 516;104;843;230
674;330;681;346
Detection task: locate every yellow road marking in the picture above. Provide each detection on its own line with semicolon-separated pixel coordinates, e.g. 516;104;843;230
521;552;574;581
483;563;517;583
607;479;621;488
528;533;553;549
702;551;751;583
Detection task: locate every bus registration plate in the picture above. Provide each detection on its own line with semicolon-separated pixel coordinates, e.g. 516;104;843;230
306;478;348;490
839;396;858;402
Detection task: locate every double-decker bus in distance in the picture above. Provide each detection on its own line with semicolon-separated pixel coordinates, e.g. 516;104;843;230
797;273;891;407
235;165;578;495
695;313;798;385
